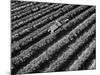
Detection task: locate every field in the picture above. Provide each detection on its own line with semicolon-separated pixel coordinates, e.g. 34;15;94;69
11;0;96;75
